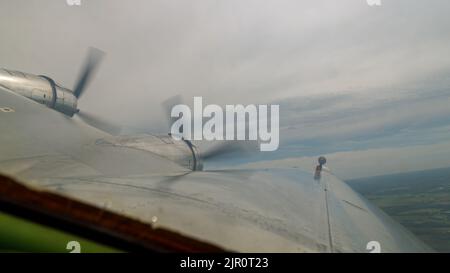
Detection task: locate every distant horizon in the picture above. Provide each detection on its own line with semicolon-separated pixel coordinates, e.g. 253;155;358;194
345;164;450;182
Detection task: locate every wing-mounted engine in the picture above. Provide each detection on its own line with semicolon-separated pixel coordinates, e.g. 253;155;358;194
95;134;203;171
0;48;104;126
0;69;78;116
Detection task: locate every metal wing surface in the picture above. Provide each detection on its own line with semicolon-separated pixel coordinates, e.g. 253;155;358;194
0;87;432;252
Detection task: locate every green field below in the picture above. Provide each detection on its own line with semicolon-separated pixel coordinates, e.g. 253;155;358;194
347;167;450;253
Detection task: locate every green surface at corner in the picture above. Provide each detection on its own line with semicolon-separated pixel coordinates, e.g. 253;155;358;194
0;211;121;253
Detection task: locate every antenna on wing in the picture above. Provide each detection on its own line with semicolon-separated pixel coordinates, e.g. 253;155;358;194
314;156;327;180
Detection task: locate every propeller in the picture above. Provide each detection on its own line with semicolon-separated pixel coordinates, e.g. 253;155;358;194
162;94;183;134
161;95;258;165
70;47;121;135
73;47;105;99
201;141;255;161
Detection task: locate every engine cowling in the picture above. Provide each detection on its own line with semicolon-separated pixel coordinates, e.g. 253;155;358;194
0;68;78;116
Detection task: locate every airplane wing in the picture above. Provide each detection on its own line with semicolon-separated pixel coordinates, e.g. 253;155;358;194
0;86;432;252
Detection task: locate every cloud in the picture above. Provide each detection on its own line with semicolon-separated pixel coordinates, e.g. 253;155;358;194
1;0;450;177
278;87;450;146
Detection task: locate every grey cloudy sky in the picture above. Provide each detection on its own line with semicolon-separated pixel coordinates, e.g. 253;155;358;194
1;0;450;178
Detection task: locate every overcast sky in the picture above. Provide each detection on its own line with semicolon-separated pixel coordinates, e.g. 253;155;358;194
1;0;450;179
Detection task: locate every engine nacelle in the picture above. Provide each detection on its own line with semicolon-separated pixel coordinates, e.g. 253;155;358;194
0;68;78;116
95;134;203;171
